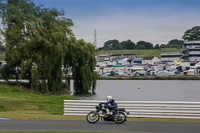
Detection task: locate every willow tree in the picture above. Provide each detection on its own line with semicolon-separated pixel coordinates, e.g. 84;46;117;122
64;39;97;95
0;0;74;93
22;8;74;93
0;0;33;80
0;0;97;94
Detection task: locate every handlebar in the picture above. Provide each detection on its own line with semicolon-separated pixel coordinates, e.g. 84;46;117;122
99;102;103;105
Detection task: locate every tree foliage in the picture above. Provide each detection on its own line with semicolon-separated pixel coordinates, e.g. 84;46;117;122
100;39;136;50
160;44;167;48
182;26;200;41
154;44;160;49
0;43;5;51
99;38;184;50
103;39;120;50
65;39;97;95
136;41;153;49
167;39;183;49
0;0;97;94
120;39;135;49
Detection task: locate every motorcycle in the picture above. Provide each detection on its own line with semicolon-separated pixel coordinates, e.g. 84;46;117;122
86;103;129;124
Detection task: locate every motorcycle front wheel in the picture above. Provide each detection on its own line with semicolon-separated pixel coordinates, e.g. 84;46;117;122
113;112;126;124
86;111;100;123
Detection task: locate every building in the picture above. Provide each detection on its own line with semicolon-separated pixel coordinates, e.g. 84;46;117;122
111;54;136;61
161;52;181;63
160;40;200;63
132;58;142;64
181;40;200;62
142;56;161;65
96;55;110;62
97;54;136;62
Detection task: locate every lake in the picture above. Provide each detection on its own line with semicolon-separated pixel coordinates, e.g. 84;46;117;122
71;80;200;101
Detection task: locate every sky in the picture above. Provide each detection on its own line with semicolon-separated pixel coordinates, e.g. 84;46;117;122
34;0;200;47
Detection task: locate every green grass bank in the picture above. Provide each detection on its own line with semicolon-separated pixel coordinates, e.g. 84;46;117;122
97;48;180;58
0;48;180;61
0;83;77;119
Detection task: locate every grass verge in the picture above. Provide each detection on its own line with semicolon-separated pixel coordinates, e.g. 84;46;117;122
0;84;77;119
97;48;180;58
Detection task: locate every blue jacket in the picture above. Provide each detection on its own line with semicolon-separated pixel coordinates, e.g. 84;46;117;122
103;99;118;108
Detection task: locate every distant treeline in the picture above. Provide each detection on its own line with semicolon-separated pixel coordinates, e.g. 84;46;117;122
98;39;184;51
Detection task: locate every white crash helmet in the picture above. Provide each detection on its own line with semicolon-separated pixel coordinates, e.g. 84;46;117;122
107;95;112;101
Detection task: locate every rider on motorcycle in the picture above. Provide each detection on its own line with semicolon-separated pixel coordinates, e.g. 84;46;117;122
100;95;118;115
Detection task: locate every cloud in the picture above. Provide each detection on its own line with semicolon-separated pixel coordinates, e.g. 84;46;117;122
72;10;200;47
33;0;200;47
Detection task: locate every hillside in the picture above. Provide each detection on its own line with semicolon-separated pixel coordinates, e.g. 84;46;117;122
0;48;180;60
97;48;181;58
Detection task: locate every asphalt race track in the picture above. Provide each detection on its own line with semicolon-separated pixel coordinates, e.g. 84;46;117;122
0;119;200;133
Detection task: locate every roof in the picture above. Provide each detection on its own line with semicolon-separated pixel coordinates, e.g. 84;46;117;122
184;40;200;44
132;58;142;62
111;54;136;56
143;56;155;60
161;52;180;55
114;64;124;67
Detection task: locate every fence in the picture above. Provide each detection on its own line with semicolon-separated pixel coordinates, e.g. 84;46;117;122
64;100;200;119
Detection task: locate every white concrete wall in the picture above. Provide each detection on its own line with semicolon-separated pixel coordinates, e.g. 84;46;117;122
64;100;200;119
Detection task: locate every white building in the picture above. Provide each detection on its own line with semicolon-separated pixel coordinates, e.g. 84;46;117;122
160;41;200;63
161;52;181;63
142;56;161;65
181;40;200;62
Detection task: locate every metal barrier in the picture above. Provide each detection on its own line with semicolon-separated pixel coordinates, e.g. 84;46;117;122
64;100;200;119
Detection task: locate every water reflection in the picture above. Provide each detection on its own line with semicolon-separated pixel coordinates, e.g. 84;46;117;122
72;80;200;101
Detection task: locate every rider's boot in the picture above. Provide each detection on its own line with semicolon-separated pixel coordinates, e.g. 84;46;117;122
106;108;110;117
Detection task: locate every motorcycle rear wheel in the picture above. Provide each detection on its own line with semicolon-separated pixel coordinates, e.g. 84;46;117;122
86;111;100;123
113;112;126;124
